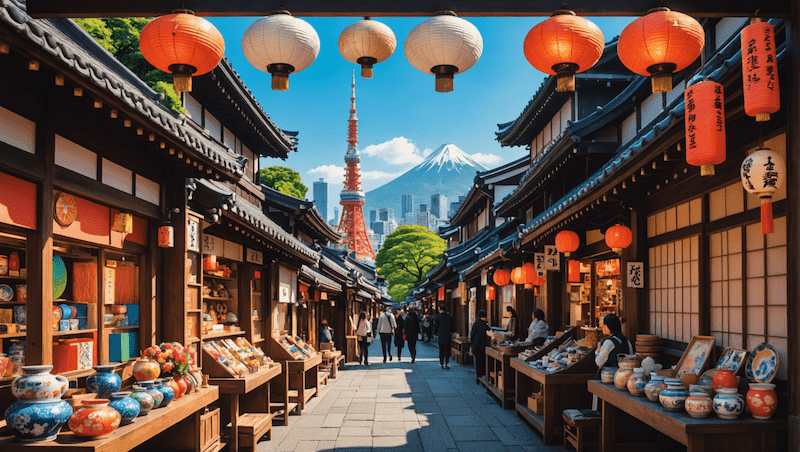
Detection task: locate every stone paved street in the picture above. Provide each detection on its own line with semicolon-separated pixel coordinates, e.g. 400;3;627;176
258;339;563;452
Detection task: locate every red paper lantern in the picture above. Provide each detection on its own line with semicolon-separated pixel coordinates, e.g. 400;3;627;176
486;285;496;301
741;19;780;122
140;12;225;93
568;260;581;283
618;8;704;93
685;80;726;176
510;267;523;285
555;230;580;256
438;286;445;301
531;273;545;286
157;224;174;248
605;224;632;254
521;263;537;283
523;10;604;92
741;149;786;234
493;269;511;286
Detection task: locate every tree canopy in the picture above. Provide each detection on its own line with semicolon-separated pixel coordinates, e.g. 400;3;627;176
376;225;446;301
259;166;309;199
74;18;184;113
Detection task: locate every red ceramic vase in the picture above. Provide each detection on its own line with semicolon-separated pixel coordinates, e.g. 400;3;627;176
746;383;778;419
712;369;737;391
172;376;187;399
183;374;195;394
68;399;121;438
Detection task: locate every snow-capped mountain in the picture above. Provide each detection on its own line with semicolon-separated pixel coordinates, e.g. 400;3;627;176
362;143;489;222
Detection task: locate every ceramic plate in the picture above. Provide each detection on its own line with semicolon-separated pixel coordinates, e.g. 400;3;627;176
696;369;717;387
0;284;12;301
745;343;778;383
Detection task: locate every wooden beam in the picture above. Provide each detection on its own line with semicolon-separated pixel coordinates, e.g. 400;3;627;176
25;0;791;18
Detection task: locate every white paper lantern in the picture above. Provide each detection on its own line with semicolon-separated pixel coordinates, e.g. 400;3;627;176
338;18;397;79
741;148;786;234
404;12;483;92
242;11;320;91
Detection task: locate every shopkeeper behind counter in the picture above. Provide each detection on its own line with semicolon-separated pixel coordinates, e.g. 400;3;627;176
524;309;549;346
489;306;520;342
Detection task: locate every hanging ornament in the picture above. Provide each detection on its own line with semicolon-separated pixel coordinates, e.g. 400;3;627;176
523;10;604;92
618;8;704;93
242;11;320;91
139;11;225;93
685;80;726;176
486;285;496;301
568;260;581;283
521;262;537;283
741;149;785;234
158;224;174;248
741;19;780;122
492;269;511;286
510;266;524;285
404;11;483;92
605;224;632;254
555;230;580;257
112;213;133;234
338;18;397;78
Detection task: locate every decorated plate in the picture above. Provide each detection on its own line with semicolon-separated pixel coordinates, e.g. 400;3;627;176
696;369;717;387
745;343;779;383
53;256;67;300
0;284;13;301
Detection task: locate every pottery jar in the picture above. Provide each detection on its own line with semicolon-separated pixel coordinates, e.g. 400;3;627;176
644;375;667;402
4;399;72;442
68;399;121;439
86;365;122;399
129;385;155;416
689;384;714;397
108;392;140;425
12;365;69;401
137;381;164;409
713;387;745;419
746;383;778;420
183;374;196;393
712;368;738;391
166;376;183;399
154;380;175;407
659;378;688;412
600;367;617;384
132;358;161;382
614;362;637;391
627;367;650;397
685;391;713;418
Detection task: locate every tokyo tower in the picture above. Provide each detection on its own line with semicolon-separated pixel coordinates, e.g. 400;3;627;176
337;72;375;261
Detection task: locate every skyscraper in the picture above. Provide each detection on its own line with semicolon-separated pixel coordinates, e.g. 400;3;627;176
401;194;414;218
379;208;394;222
370;210;377;224
313;178;328;220
431;193;448;220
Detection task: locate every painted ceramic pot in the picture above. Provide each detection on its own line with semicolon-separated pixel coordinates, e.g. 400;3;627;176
86;365;122;399
170;376;187;399
68;399;121;439
600;367;617;384
685;391;713;418
152;380;175;408
644;375;667;402
712;368;737;391
4;399;72;442
614;366;635;391
183;374;196;394
12;365;69;401
137;381;164;409
746;383;778;420
689;384;714;397
108;392;140;425
132;358;161;382
659;378;688;412
713;387;745;419
627;367;650;397
129;385;155;416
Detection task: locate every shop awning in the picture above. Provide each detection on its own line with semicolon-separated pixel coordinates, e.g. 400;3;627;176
299;265;342;293
357;290;374;300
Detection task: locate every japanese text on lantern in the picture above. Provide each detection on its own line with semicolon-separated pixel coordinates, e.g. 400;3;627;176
714;86;723;131
686;90;696;150
745;31;776;92
742;157;755;190
762;156;779;189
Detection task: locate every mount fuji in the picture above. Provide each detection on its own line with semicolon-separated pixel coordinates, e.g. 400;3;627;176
362;143;489;221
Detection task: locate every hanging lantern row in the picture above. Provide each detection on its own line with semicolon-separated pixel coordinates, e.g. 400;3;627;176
741;149;786;234
605;224;632;254
741;19;780;122
685;80;727;176
338;18;397;79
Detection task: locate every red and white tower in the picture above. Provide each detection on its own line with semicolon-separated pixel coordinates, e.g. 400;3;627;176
337;72;375;260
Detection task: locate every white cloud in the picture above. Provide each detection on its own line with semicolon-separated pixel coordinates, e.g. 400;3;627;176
307;165;344;184
361;137;427;166
361;170;405;181
470;152;503;166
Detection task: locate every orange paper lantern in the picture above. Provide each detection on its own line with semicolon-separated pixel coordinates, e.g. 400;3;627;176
523;10;604;92
618;8;704;93
486;285;496;301
157;224;174;248
555;230;580;256
510;267;524;285
493;269;511;286
438;286;445;301
741;19;780;122
531;273;545;286
140;12;225;93
521;263;537;284
685;80;726;176
568;260;581;283
605;224;632;254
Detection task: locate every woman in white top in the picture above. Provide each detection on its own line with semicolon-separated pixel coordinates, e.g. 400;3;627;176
524;308;549;346
356;311;372;365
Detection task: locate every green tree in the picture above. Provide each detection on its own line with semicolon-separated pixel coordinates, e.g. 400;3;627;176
376;225;446;301
259;166;308;199
74;18;184;113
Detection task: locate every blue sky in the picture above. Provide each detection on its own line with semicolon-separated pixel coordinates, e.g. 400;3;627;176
208;16;630;220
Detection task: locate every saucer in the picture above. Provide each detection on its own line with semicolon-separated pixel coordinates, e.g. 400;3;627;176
745;343;778;383
0;284;12;301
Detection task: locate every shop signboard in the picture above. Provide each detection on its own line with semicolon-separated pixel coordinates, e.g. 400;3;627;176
545;246;561;271
246;248;263;265
534;253;545;276
627;262;644;288
187;219;199;252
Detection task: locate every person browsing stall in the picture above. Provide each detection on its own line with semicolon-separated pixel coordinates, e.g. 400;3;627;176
524;309;549;346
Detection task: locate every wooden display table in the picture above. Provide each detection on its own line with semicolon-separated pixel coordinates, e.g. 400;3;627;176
321;351;345;378
0;386;220;452
511;357;595;445
480;345;524;409
588;380;787;452
209;363;282;452
346;335;358;363
285;354;322;415
451;337;472;365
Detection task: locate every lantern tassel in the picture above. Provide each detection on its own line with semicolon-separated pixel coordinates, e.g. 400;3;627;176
700;165;715;176
756;112;771;122
761;198;774;234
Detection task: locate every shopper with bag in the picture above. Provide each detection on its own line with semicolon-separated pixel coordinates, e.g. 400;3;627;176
356;311;372;365
376;306;397;363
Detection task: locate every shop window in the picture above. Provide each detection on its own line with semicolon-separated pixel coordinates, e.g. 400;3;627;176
55;135;97;180
0;104;35;153
709;228;744;349
649;236;700;343
101;158;133;194
647;198;702;238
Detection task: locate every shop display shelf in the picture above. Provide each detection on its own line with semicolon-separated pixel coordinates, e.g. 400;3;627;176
203;296;235;301
0;300;26;305
53;328;97;337
0;275;26;281
203;329;246;340
203;273;236;282
107;325;139;331
0;331;26;339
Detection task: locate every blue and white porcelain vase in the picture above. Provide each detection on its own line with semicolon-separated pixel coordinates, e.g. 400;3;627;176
108;391;140;425
86;365;122;398
129;385;156;416
11;365;69;401
659;378;688;412
137;381;164;409
5;399;72;442
712;387;745;419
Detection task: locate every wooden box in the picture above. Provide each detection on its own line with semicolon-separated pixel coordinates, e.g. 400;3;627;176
528;394;544;414
231;412;272;448
200;407;221;452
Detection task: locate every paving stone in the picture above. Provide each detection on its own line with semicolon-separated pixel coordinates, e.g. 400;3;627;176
321;414;345;428
338;426;374;436
447;425;498;442
444;415;485;427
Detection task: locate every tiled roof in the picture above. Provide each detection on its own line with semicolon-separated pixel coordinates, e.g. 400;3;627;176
299;265;342;293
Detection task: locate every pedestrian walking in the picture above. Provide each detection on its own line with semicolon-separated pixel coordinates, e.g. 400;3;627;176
470;309;491;384
404;309;420;363
376;306;397;362
356;311;372;365
394;309;405;361
433;304;455;369
422;310;434;342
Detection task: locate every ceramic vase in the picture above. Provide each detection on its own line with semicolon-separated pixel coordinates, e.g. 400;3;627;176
627;367;650;397
108;392;140;425
4;399;72;442
659;378;688;412
170;375;187;399
712;368;737;391
129;385;155;416
644;375;667;402
12;365;69;401
685;391;713;418
746;383;778;420
154;380;175;408
86;365;122;399
713;387;745;419
183;374;196;394
132;358;161;382
137;381;164;409
600;367;616;384
614;365;635;391
68;399;121;439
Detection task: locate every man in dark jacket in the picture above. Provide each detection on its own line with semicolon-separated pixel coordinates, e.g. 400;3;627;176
404;310;420;363
470;309;491;384
433;304;456;369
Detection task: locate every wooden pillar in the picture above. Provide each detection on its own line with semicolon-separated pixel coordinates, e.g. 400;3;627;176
622;201;644;338
160;177;188;344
